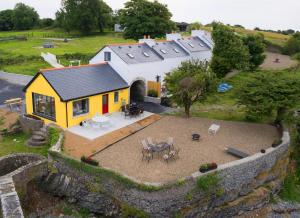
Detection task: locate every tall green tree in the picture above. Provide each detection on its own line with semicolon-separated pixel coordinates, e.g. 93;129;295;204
237;72;300;123
243;34;266;71
210;23;250;78
13;3;39;30
57;0;112;34
0;10;14;31
165;60;216;117
119;0;176;40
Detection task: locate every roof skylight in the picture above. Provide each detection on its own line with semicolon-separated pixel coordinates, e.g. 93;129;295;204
188;42;195;48
143;52;150;57
160;49;167;54
173;48;180;53
199;43;204;47
127;53;135;58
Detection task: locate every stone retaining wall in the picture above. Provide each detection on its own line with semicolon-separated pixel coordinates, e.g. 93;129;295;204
44;131;290;217
0;154;48;218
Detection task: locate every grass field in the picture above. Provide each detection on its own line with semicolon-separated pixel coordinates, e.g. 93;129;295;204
0;29;133;75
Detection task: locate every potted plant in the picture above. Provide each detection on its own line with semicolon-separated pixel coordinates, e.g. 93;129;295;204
272;139;282;148
81;156;99;166
199;163;218;173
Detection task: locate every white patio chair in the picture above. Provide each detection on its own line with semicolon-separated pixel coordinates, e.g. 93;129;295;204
208;124;220;134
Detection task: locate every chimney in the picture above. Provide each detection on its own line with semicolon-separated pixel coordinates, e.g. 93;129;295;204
166;32;182;41
139;35;156;47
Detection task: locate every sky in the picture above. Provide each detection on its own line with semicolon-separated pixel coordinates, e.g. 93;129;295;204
1;0;300;31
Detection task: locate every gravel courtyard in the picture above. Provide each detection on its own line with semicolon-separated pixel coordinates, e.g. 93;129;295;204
93;116;279;183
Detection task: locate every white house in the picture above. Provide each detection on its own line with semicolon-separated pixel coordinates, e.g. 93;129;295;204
90;30;213;101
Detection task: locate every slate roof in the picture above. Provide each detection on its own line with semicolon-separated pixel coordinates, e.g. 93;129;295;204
32;64;129;101
152;41;189;59
178;37;210;52
108;43;163;64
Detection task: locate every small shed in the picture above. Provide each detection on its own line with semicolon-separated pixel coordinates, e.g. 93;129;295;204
43;42;54;48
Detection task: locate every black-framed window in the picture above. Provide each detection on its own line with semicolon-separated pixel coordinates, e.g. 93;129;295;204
114;91;119;103
104;52;111;61
73;99;89;116
33;93;56;120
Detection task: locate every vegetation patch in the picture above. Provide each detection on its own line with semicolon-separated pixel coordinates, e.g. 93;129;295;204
47;127;61;147
196;173;220;192
121;203;149;218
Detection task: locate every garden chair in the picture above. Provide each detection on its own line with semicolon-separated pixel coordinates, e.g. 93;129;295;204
163;154;171;163
166;137;174;149
141;140;153;162
147;137;157;147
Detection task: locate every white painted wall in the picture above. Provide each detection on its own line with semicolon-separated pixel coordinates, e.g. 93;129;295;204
90;32;213;94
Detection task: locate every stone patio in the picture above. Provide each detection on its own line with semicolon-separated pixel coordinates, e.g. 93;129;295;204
67;111;153;140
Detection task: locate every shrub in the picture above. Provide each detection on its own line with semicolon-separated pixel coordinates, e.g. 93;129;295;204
48;127;60;147
199;162;218;173
147;89;158;97
121;204;149;218
161;97;172;107
197;173;220;192
81;156;99;166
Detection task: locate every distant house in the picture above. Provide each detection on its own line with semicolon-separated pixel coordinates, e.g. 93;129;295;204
176;22;189;32
23;64;129;128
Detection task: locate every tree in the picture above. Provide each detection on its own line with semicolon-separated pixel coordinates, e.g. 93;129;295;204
57;0;112;34
243;34;266;71
237;72;300;123
119;0;176;40
39;18;54;28
282;32;300;55
13;3;39;30
165;60;216;117
210;23;249;78
187;22;202;33
0;10;14;31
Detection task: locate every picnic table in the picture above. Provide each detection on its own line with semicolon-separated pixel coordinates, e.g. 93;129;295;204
92;115;110;128
4;98;23;111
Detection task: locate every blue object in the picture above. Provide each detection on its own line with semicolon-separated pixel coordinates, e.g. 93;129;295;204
218;83;233;93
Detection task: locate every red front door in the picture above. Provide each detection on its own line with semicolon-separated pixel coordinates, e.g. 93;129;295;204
102;94;109;114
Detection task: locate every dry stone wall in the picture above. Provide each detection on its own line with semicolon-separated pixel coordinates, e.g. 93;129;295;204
43;131;290;217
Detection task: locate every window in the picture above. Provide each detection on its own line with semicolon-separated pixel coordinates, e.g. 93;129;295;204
104;52;111;61
73;99;89;117
127;53;134;58
160;49;167;54
173;48;180;53
143;52;150;57
114;92;119;103
33;93;56;120
188;42;195;48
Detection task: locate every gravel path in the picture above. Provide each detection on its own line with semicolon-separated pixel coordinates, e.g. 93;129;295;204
94;116;279;183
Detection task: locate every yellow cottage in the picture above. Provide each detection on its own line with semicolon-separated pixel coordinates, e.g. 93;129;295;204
23;63;129;128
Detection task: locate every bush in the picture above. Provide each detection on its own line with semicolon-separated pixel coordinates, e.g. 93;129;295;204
199;163;218;173
81;156;99;166
147;89;158;98
197;173;220;192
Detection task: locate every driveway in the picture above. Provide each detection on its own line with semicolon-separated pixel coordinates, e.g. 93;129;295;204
0;79;25;105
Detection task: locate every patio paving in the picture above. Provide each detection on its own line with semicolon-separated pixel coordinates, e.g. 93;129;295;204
67;111;153;140
64;113;161;158
93;116;279;183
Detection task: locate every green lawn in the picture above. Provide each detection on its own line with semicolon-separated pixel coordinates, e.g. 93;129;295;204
0;133;49;157
0;29;133;75
2;59;51;76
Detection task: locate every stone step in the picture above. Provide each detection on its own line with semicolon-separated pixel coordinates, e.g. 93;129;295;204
31;135;46;142
27;139;47;147
32;131;47;138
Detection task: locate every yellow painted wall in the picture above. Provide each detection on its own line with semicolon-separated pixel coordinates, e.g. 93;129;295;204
25;74;129;128
66;89;129;127
25;74;67;127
